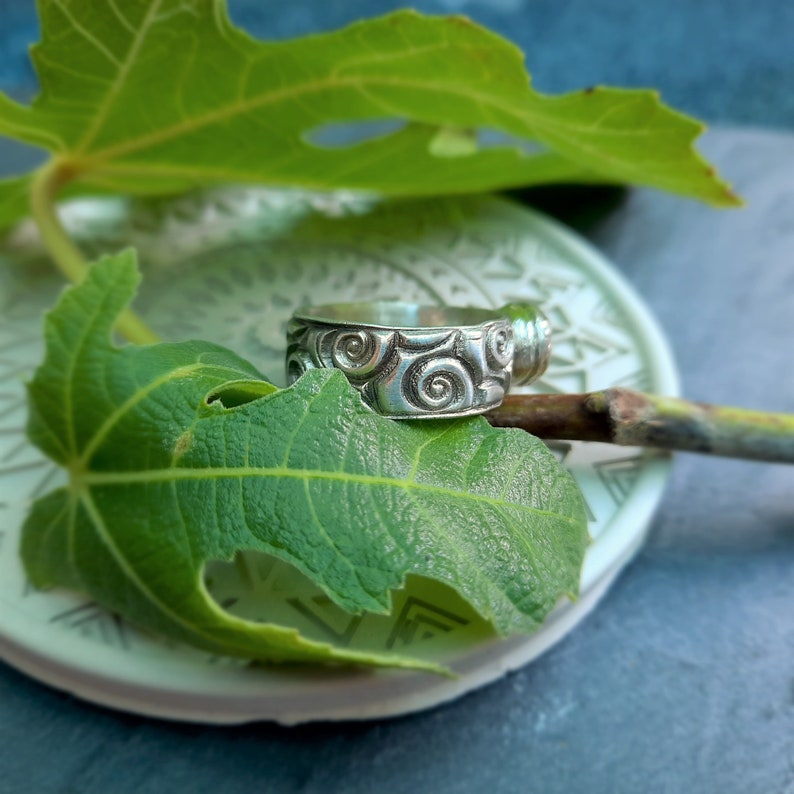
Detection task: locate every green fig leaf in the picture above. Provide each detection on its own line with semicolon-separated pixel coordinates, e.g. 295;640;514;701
0;3;738;230
21;251;588;669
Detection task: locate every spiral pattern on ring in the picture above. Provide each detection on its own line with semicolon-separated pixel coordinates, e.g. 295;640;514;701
330;329;384;375
486;322;514;369
404;357;474;412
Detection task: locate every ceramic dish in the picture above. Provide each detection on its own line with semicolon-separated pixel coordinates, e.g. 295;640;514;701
0;190;678;724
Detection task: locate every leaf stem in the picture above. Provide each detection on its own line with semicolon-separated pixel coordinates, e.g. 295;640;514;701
29;161;160;344
488;389;794;463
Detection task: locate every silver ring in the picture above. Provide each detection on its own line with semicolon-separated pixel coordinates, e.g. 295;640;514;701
285;301;551;419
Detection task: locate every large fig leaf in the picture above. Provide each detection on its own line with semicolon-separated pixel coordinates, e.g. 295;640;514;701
0;2;737;229
21;252;588;669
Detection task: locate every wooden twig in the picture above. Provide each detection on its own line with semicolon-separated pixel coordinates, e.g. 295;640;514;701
487;389;794;463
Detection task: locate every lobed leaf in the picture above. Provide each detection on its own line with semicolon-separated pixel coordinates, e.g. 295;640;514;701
21;251;588;669
0;1;738;231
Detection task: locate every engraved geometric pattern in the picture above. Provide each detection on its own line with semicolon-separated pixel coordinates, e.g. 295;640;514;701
0;189;676;719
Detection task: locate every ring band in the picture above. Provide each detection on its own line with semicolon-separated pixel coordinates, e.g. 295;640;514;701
285;301;551;419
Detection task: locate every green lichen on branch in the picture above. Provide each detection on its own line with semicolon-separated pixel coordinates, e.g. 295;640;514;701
489;391;794;463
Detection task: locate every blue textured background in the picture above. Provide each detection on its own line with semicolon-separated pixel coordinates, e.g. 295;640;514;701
0;3;793;794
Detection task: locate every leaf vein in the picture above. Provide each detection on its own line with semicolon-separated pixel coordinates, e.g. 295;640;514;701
50;0;123;69
75;0;165;154
80;465;579;524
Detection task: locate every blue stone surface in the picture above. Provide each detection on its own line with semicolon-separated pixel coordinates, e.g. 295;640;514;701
0;3;793;793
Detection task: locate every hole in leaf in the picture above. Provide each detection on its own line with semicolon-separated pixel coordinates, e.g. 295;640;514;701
204;550;495;654
476;128;547;156
205;379;278;409
304;120;548;160
304;118;407;149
